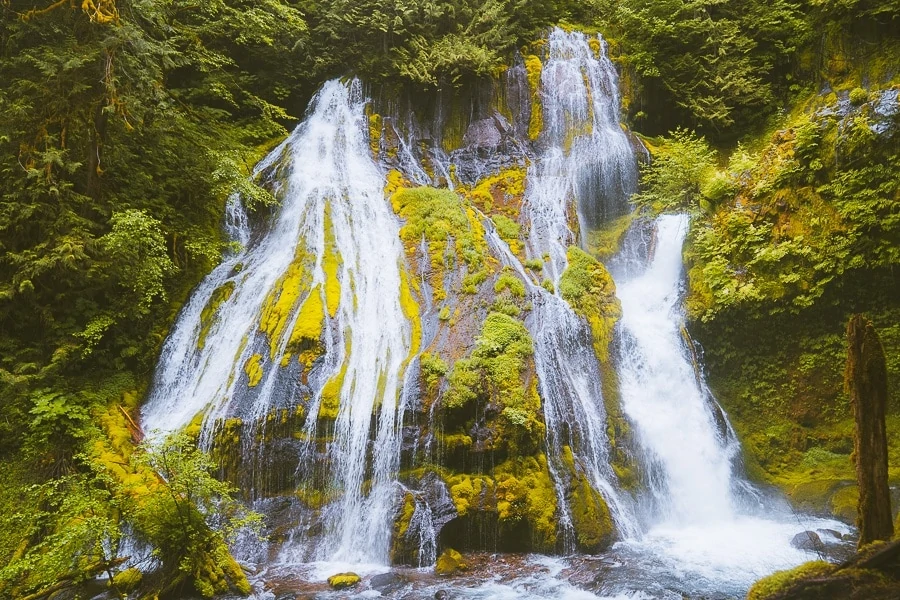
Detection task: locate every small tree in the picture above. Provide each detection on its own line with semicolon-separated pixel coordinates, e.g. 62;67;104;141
128;432;260;596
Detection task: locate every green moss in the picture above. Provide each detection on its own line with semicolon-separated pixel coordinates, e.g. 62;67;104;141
439;305;451;321
443;311;539;451
110;567;142;593
747;561;835;600
494;269;526;298
327;572;360;589
435;548;467;576
494;454;558;551
420;352;448;398
586;214;633;260
558;246;621;362
525;55;543;141
243;353;263;387
392;186;488;300
198;281;235;350
524;258;543;271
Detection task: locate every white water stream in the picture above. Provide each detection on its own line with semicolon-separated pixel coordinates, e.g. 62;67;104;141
142;79;414;565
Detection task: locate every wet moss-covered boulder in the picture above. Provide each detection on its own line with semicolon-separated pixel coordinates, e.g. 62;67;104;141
435;548;468;576
327;572;361;589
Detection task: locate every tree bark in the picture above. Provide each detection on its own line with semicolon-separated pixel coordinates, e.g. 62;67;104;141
845;314;892;547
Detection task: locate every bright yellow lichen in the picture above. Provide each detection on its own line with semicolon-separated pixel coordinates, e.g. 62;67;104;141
244;353;263;387
524;55;543;141
283;287;324;368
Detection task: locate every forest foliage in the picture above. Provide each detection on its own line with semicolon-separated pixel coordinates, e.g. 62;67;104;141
1;0;899;596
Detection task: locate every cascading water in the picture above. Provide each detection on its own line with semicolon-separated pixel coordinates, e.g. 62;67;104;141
517;28;643;543
141;79;414;566
135;24;856;600
598;214;850;596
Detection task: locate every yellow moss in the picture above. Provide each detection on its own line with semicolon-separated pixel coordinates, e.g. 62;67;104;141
259;250;312;359
322;206;342;318
493;454;558;550
435;548;468;576
399;267;422;356
588;37;602;58
397;493;416;538
446;473;494;516
284;286;325;368
368;111;383;158
327;572;361;589
198;281;235;350
386;169;407;197
525;55;543;141
319;342;349;420
244;353;263;387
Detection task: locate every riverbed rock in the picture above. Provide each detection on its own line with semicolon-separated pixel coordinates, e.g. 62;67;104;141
435;548;468;576
791;530;825;552
326;572;360;589
370;572;408;595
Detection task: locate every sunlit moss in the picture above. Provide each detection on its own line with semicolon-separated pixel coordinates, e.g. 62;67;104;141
244;353;263;387
558;246;621;362
525;55;543;141
747;561;835;600
322;205;342;318
259;249;313;359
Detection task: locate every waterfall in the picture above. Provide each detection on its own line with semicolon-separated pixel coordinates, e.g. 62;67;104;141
614;215;738;523
141;79;414;565
516;29;643;544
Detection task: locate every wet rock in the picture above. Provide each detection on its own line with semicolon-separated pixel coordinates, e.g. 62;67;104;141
791;530;825;552
421;471;458;532
463;118;503;149
435;548;468;576
370;572;408;595
434;589;451;599
326;572;360;589
816;528;844;542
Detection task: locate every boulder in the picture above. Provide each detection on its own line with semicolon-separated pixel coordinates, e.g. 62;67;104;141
370;572;408;595
435;548;467;576
791;530;825;553
326;572;360;589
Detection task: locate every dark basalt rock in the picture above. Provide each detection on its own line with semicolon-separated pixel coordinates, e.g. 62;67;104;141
791;530;825;553
370;572;408;595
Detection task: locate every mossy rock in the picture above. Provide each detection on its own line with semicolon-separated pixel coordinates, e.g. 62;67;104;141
327;572;361;589
747;561;835;600
435;548;467;576
570;476;615;552
109;567;142;593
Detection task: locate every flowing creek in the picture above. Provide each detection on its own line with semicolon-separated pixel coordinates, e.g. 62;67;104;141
141;28;853;599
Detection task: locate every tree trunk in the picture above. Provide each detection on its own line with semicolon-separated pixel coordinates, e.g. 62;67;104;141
845;314;892;547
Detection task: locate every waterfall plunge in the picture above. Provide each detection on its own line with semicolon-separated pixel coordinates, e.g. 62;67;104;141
142;80;414;565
